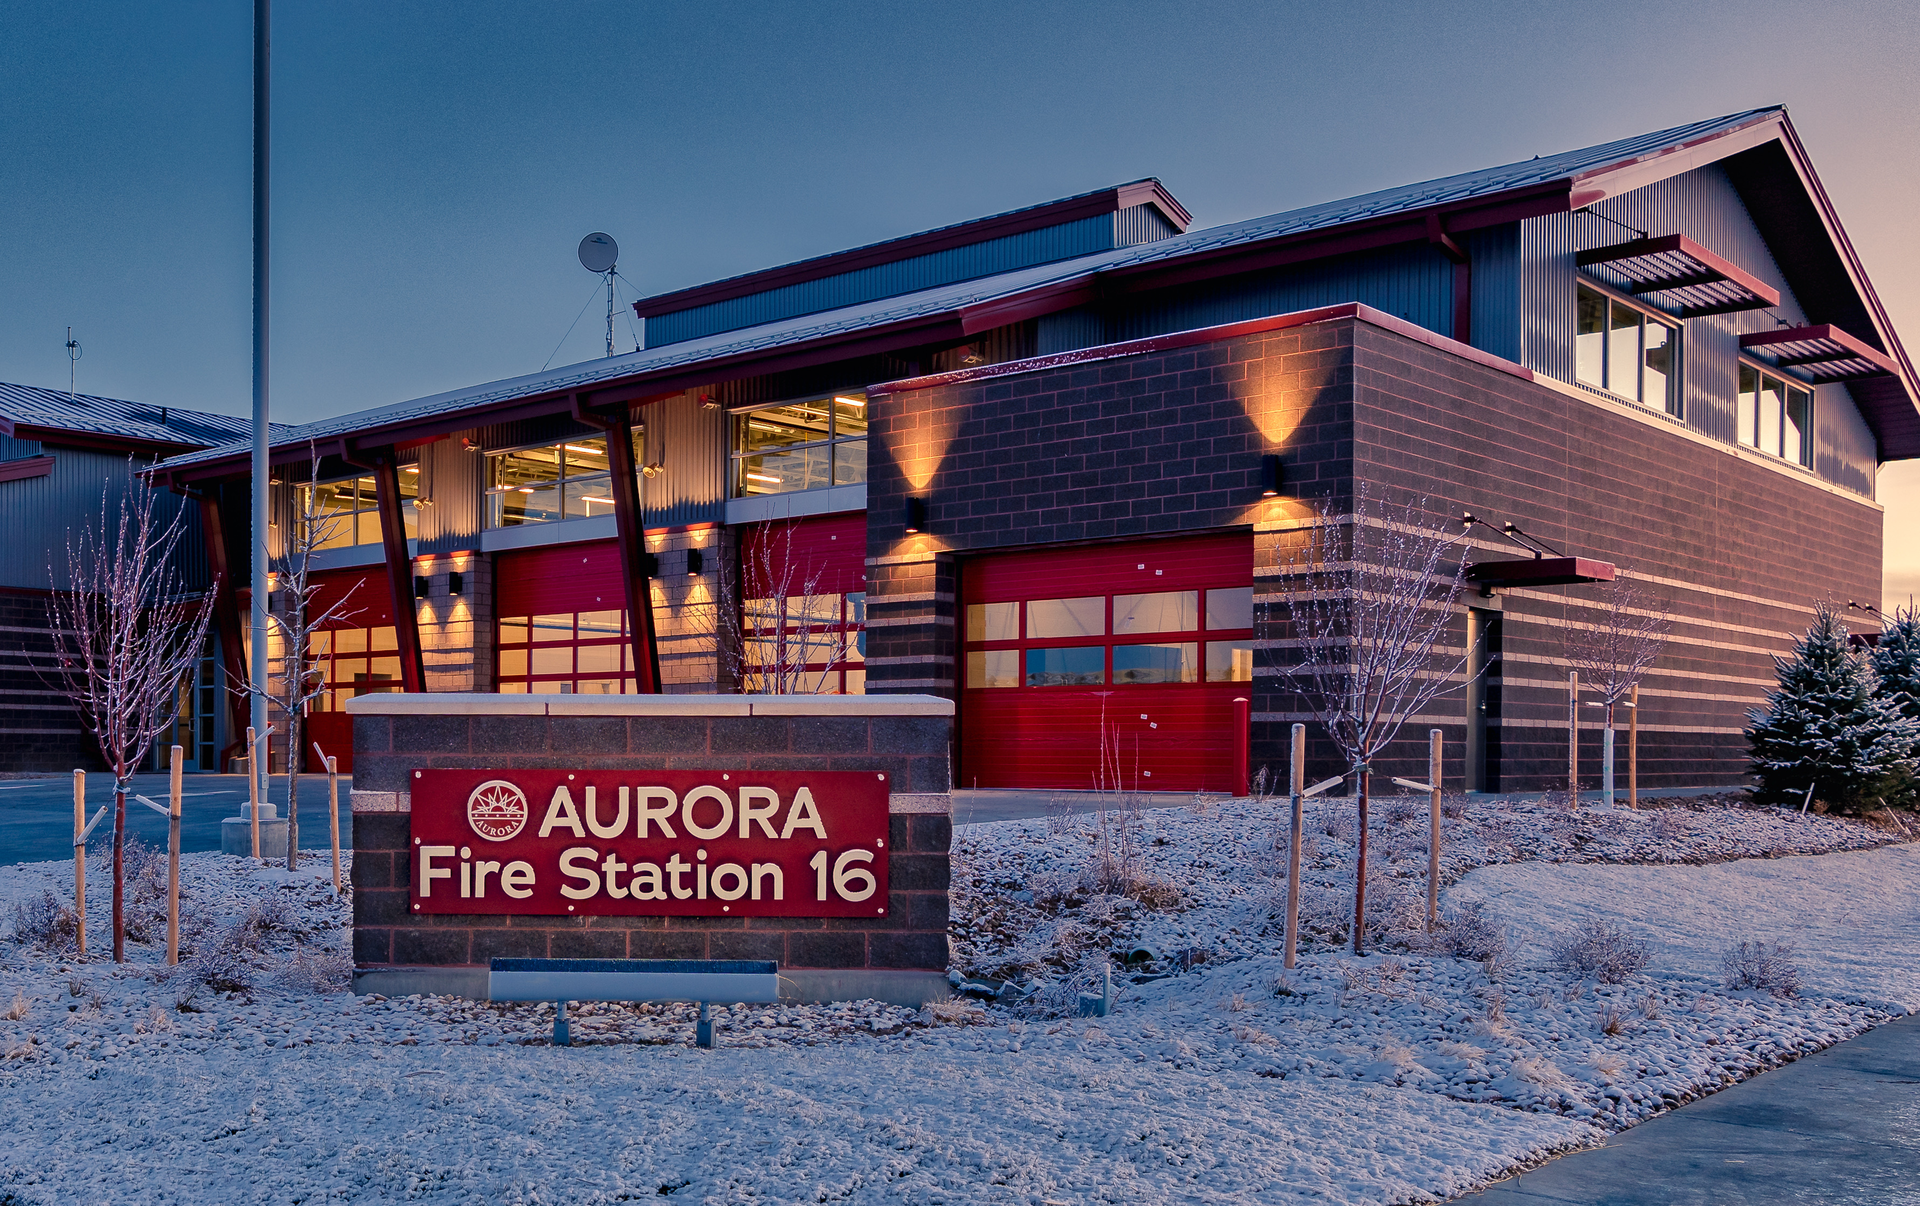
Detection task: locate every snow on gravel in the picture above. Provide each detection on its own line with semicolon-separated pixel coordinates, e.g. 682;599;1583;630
0;794;1909;1204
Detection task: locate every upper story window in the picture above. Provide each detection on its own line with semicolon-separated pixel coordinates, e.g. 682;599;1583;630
301;472;418;550
485;433;641;528
1738;365;1813;468
731;391;868;498
1576;285;1679;416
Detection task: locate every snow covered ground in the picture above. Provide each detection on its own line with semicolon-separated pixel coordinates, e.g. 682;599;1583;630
0;795;1910;1204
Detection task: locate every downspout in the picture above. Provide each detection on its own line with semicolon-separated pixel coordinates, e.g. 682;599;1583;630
571;396;663;693
339;441;427;693
1426;214;1472;347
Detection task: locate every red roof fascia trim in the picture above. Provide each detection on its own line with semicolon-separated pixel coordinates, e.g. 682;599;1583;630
632;182;1189;319
1566;111;1785;208
0;454;56;483
871;302;1535;398
1740;324;1902;377
1575;234;1781;309
165;314;972;483
13;425;201;456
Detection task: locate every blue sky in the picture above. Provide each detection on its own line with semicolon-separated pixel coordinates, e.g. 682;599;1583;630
2;0;1915;604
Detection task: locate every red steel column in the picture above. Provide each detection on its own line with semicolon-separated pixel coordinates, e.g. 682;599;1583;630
365;454;426;693
573;397;662;693
1232;696;1251;797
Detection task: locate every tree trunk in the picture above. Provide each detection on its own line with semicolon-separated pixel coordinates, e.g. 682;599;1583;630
111;768;126;963
1352;765;1371;955
286;710;301;870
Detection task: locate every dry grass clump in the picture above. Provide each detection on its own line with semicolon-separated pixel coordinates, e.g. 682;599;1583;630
176;899;297;997
1595;1005;1628;1036
1436;901;1513;979
2;990;28;1021
1721;940;1801;998
1550;918;1652;984
276;948;353;993
921;997;988;1026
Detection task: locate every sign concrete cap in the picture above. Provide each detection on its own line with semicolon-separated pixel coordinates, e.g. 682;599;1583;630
343;693;954;717
545;696;750;716
344;694;545;716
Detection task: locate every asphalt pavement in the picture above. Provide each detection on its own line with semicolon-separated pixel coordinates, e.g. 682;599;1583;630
950;785;1737;827
0;773;346;865
1457;1011;1920;1204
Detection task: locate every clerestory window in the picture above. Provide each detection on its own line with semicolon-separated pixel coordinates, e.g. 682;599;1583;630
1576;285;1680;417
1737;364;1813;468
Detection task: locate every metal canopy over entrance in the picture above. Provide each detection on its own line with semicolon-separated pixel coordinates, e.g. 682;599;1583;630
1576;234;1780;317
1464;556;1616;589
1739;324;1901;384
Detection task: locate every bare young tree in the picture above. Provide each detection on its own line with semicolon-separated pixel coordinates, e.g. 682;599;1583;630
1278;485;1475;954
1564;572;1670;808
242;455;363;869
50;462;217;962
736;520;846;694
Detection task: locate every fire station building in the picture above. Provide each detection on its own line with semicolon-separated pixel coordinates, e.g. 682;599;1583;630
152;107;1919;793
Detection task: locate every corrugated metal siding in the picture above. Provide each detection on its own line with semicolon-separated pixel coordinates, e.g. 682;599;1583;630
1466;224;1519;362
1036;307;1108;356
416;437;482;555
1816;386;1877;497
1113;204;1180;248
640;390;728;528
1107;243;1455;344
1;449;206;591
1516;163;1877;493
646;214;1116;347
0;435;45;460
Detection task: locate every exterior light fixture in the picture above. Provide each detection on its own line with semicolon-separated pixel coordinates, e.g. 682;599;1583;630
640;552;659;577
1259;454;1283;497
414;575;431;599
698;394;720;410
904;496;928;534
448;572;464;596
686;547;704;576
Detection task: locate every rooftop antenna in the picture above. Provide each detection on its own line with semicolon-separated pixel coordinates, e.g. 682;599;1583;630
578;233;619;358
65;327;81;398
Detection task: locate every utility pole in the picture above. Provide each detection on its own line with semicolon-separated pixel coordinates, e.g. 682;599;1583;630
250;0;271;795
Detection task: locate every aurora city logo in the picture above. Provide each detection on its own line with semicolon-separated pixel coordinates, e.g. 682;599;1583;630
465;779;530;841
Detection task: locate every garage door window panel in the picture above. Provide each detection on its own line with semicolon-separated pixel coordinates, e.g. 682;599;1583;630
1027;597;1105;639
1026;646;1107;687
1114;643;1198;684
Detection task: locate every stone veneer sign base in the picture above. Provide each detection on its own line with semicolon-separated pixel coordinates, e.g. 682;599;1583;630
347;693;954;1007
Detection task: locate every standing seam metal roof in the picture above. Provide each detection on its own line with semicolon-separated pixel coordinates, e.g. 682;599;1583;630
164;106;1885;474
0;382;260;447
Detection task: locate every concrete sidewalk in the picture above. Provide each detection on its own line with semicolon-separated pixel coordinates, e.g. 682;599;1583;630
1458;1012;1920;1204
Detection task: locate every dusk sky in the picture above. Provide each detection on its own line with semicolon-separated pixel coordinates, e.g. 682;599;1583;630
3;0;1915;608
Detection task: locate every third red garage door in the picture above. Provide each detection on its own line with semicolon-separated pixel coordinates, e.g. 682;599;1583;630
958;532;1253;792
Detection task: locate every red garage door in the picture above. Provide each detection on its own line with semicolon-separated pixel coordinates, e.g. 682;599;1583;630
959;532;1253;792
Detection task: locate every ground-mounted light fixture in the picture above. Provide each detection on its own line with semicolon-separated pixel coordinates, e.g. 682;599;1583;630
904;496;928;534
1260;454;1283;497
448;571;464;596
687;547;704;576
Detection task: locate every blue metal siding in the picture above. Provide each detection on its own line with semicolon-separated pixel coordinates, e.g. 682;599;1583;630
1107;243;1455;345
0;449;206;592
1516;163;1877;494
1466;224;1519;362
646;214;1117;347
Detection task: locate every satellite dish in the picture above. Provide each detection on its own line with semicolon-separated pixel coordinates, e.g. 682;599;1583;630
578;232;618;274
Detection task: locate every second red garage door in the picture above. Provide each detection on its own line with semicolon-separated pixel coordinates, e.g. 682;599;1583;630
958;531;1253;792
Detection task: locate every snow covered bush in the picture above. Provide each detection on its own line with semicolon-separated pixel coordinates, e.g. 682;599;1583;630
1550;918;1652;984
1746;603;1918;813
1721;940;1801;998
276;948;353;994
1437;901;1513;979
9;890;76;952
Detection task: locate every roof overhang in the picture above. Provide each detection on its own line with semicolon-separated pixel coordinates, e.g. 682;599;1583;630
1576;234;1780;317
1464;557;1617;588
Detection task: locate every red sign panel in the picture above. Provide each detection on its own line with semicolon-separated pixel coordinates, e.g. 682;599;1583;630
408;769;891;919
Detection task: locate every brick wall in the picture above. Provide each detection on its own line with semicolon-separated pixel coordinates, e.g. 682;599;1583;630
349;695;952;978
860;308;1884;794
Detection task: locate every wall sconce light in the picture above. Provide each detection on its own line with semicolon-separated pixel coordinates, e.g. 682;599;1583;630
686;547;704;576
413;575;431;599
698;394;720;411
448;572;464;596
640;552;660;577
1260;454;1283;498
904;496;928;534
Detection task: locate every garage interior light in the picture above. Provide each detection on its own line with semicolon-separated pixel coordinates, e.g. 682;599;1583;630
904;496;928;534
